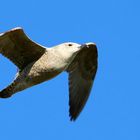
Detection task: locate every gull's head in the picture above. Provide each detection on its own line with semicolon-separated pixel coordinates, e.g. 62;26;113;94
54;42;81;59
59;42;81;53
52;42;97;61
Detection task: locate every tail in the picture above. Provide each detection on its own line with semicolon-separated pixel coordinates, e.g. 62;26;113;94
0;89;12;98
0;82;16;98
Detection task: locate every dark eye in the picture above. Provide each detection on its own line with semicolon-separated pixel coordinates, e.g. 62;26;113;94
68;44;72;46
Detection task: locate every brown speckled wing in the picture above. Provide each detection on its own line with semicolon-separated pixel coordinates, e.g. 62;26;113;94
67;44;98;121
0;27;46;70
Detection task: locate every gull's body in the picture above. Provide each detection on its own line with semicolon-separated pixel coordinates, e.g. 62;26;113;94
0;27;98;120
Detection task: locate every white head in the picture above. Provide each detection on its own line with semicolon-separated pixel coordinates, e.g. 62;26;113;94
54;42;82;60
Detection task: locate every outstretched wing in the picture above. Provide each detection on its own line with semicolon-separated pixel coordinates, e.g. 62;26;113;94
67;44;98;121
0;27;46;70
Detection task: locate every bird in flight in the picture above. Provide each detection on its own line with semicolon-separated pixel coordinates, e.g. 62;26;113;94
0;27;98;121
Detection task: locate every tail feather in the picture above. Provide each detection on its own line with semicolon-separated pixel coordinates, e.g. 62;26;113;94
0;82;16;98
0;88;12;98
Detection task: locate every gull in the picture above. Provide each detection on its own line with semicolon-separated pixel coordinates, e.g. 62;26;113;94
0;27;98;121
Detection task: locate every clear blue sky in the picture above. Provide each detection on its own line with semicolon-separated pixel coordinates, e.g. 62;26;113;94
0;0;140;139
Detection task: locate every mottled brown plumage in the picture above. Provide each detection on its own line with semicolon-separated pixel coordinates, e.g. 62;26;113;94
0;27;98;121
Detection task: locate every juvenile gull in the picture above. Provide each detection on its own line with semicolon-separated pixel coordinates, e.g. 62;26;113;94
0;27;98;121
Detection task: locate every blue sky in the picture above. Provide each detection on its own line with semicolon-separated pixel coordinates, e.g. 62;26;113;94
0;0;140;139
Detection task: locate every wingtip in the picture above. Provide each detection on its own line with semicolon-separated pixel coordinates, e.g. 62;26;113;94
69;115;77;121
69;109;79;121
